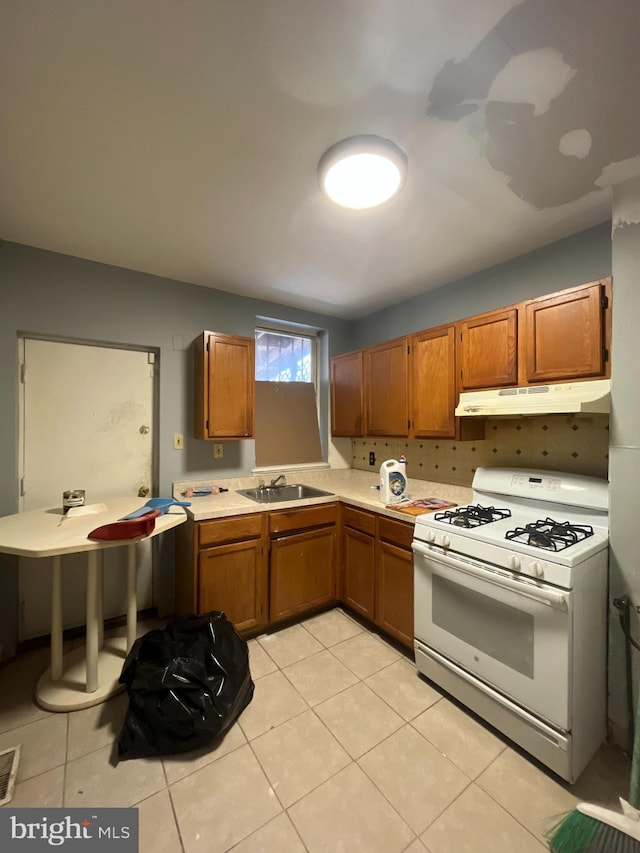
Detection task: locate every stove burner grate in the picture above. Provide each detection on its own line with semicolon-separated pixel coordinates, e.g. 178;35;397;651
434;504;512;528
505;517;594;551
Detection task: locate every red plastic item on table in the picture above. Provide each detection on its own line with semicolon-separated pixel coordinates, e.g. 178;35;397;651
88;510;161;541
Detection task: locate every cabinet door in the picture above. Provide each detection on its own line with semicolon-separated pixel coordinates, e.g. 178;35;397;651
342;526;375;619
364;337;409;436
331;351;364;436
199;540;266;632
270;527;336;622
524;282;605;382
459;308;518;390
410;325;456;438
375;539;414;649
194;331;255;439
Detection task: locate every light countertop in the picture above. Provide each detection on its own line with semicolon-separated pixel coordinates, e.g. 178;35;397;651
173;469;472;523
0;498;188;558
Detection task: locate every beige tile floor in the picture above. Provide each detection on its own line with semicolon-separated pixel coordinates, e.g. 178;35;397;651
0;608;632;852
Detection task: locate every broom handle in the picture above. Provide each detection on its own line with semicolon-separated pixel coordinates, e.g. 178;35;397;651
629;685;640;808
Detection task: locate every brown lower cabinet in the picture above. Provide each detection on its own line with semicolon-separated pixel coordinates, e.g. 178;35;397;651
175;504;339;631
268;503;339;622
175;512;268;633
270;526;336;621
375;516;414;649
342;506;376;619
174;501;413;648
341;507;414;649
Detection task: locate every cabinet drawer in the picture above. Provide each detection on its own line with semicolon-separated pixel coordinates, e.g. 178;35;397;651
377;516;414;550
269;503;338;535
343;505;376;536
198;513;264;547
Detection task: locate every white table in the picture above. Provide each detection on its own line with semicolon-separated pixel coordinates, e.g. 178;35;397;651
0;498;187;712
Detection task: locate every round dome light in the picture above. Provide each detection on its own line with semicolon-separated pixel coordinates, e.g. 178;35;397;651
318;135;407;210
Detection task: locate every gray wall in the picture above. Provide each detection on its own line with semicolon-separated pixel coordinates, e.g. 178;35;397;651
0;240;355;656
0;240;356;511
609;177;640;745
353;222;611;347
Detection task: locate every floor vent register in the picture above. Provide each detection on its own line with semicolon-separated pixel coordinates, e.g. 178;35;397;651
0;745;21;805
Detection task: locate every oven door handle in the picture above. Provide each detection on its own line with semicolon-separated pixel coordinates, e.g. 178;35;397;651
412;541;569;611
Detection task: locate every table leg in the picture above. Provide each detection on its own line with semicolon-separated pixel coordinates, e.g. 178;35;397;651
127;544;137;652
97;551;104;651
50;556;63;682
85;551;99;693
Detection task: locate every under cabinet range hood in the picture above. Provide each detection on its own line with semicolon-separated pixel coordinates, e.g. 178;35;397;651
455;379;611;417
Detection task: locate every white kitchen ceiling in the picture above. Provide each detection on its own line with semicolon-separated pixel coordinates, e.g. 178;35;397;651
1;0;638;319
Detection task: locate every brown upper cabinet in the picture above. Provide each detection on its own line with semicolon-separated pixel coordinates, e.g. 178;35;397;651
364;337;410;436
458;307;518;390
330;350;364;436
328;277;612;439
409;324;457;438
522;280;610;383
194;331;255;440
331;326;480;441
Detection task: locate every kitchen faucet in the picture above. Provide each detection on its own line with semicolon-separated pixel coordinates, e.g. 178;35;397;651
270;474;286;487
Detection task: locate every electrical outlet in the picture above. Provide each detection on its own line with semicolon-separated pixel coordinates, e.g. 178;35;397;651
214;443;224;459
369;451;376;466
173;433;184;450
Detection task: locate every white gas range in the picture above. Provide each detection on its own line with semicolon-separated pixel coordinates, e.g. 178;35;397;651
412;467;609;783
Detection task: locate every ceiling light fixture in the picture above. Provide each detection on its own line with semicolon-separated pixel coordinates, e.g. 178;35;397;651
318;135;407;210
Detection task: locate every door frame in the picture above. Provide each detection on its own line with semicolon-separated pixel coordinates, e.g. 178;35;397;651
16;332;161;637
18;331;161;510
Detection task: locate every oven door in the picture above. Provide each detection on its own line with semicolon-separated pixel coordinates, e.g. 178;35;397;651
413;541;571;729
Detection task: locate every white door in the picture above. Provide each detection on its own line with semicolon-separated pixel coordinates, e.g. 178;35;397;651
18;337;156;641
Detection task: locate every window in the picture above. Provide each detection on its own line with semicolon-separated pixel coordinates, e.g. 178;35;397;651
253;323;325;469
255;328;315;384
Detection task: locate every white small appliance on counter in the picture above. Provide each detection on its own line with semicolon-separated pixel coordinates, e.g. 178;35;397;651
379;458;408;503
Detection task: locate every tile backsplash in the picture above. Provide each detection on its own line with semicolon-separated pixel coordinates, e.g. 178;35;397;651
351;415;610;487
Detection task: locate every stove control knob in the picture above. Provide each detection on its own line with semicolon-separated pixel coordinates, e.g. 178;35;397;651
442;534;451;549
426;530;436;543
508;555;521;572
532;561;544;578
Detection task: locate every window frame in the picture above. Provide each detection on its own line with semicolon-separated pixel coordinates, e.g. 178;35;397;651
254;321;320;390
252;319;327;474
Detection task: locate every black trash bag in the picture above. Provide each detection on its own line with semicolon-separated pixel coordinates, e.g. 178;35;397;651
117;611;254;760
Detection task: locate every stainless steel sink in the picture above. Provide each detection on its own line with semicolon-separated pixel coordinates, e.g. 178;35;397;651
237;484;334;504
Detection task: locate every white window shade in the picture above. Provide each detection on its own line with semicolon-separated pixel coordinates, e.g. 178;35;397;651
255;382;323;467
